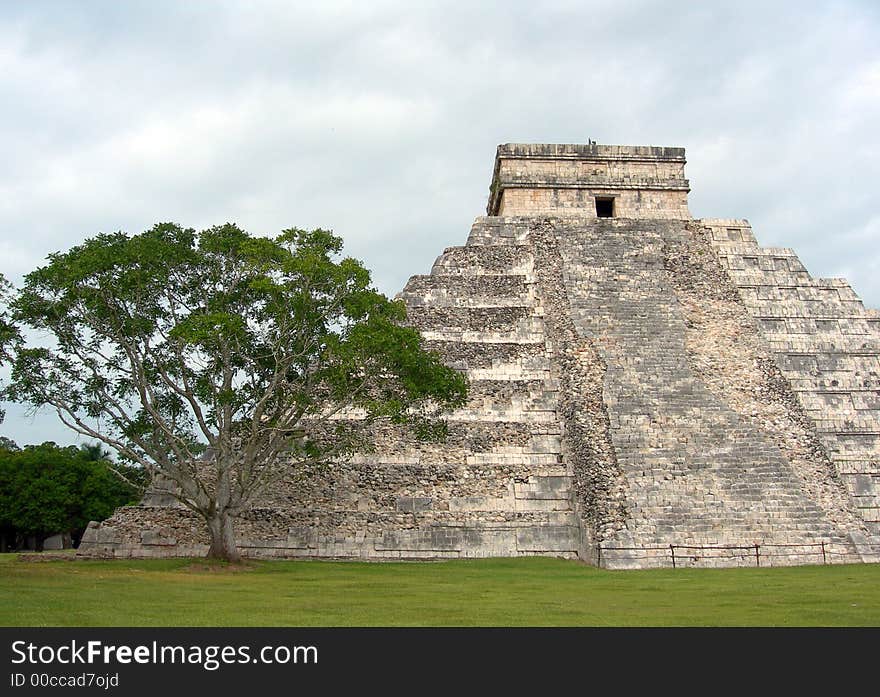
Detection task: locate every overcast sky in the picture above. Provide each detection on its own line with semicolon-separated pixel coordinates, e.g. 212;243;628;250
1;0;878;446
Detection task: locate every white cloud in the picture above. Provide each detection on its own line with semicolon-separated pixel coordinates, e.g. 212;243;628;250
1;0;879;444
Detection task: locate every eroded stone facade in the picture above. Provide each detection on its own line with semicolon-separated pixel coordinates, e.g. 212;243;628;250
79;143;880;568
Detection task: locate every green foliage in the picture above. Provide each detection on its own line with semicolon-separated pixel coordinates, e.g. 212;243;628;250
0;273;22;425
3;222;467;555
0;442;141;547
0;273;19;366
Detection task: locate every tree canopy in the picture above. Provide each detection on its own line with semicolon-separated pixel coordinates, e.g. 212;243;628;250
4;223;468;560
0;441;141;551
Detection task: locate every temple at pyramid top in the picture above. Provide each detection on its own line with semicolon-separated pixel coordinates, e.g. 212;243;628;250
487;142;691;219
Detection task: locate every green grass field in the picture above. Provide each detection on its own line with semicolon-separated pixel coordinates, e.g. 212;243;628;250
2;554;878;626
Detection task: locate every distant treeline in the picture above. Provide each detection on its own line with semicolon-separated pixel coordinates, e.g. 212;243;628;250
0;440;145;551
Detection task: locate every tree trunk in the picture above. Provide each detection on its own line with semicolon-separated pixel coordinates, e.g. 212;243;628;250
205;510;241;562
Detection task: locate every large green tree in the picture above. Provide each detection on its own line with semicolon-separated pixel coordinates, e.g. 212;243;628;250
4;223;467;561
0;441;141;551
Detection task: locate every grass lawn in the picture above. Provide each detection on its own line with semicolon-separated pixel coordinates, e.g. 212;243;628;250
1;554;878;626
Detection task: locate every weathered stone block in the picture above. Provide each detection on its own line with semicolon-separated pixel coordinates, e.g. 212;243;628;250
515;525;579;552
140;529;177;546
395;497;434;513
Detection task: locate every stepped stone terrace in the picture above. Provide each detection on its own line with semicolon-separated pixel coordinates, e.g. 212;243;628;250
79;143;880;568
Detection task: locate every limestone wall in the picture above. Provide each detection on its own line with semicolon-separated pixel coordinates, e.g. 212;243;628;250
702;218;880;543
489;143;690;219
497;158;688;190
497;188;690;219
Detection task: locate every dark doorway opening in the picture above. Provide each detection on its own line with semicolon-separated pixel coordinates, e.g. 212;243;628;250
595;197;615;218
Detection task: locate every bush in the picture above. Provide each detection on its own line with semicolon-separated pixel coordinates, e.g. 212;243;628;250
0;441;142;551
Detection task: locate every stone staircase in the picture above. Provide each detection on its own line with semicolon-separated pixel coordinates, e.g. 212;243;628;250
539;217;870;568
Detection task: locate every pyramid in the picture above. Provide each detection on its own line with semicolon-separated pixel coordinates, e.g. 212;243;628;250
80;143;880;568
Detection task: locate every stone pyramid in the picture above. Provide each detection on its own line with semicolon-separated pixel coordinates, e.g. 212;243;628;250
81;143;880;568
